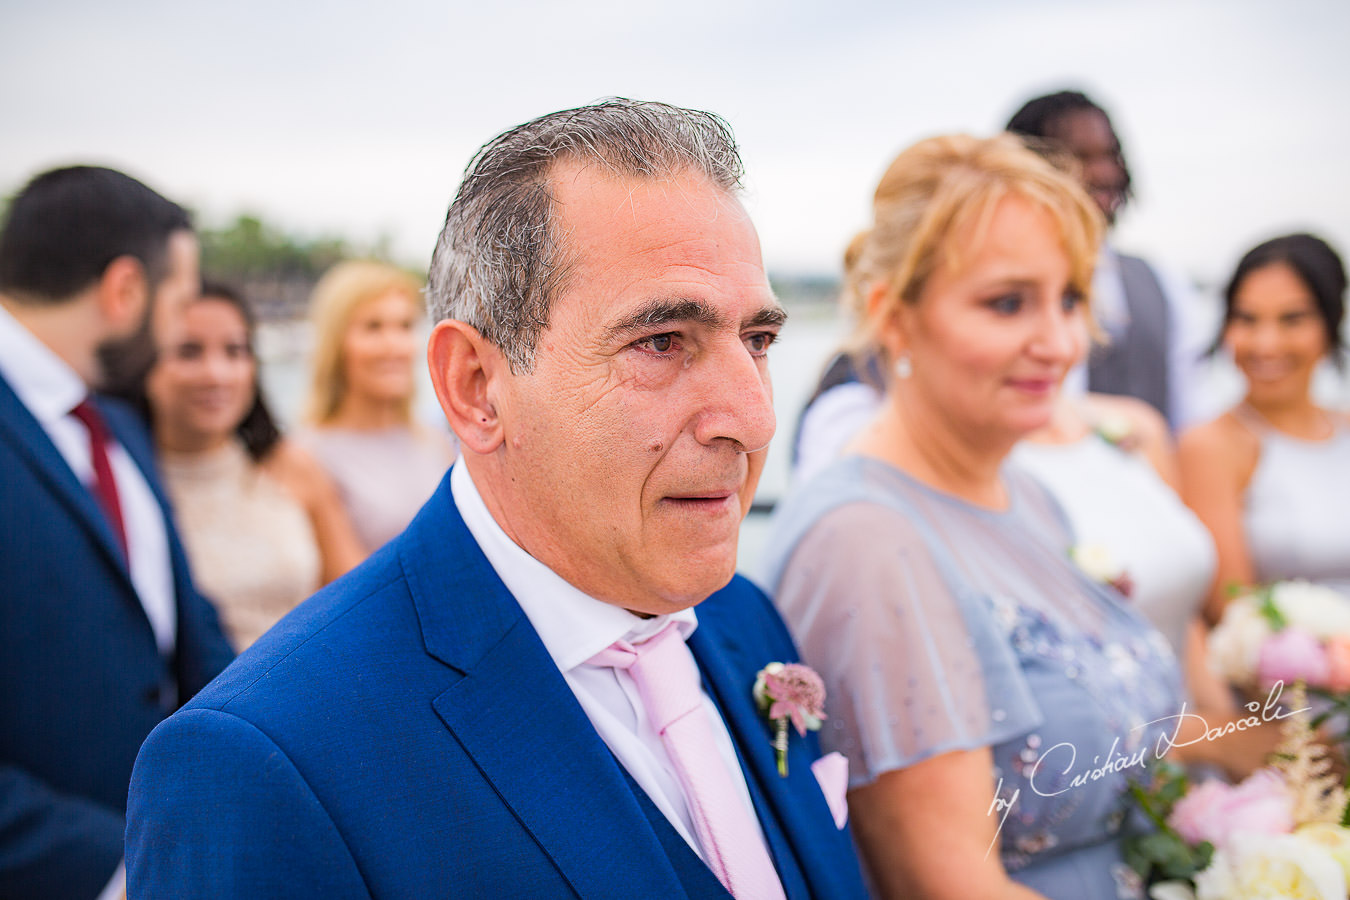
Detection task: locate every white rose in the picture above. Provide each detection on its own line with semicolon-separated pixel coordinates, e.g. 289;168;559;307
1208;598;1271;686
1149;883;1197;900
1297;823;1350;885
1275;581;1350;639
1196;833;1345;900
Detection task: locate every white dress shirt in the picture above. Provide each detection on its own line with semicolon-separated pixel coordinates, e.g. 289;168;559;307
450;462;770;864
0;304;176;653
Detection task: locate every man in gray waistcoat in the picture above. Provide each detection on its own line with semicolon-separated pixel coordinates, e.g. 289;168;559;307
1007;90;1212;430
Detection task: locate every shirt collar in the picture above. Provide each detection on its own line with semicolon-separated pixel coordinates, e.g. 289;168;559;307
0;302;87;424
450;462;697;674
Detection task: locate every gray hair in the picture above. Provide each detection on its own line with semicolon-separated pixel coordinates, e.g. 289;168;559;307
426;97;745;373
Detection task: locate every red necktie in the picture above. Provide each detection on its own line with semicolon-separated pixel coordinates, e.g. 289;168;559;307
70;399;128;561
589;624;786;900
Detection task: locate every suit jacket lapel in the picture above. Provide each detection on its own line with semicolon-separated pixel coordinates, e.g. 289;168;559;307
689;621;836;900
0;376;133;585
401;474;691;899
101;398;207;658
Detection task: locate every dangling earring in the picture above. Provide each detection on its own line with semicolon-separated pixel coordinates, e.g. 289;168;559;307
894;352;913;380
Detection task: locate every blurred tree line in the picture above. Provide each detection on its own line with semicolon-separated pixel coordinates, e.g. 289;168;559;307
200;214;413;321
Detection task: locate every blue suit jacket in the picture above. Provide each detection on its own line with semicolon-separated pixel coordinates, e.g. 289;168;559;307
0;373;235;899
126;469;868;898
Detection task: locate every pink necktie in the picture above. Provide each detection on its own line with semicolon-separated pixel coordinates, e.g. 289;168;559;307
70;399;128;561
590;624;786;900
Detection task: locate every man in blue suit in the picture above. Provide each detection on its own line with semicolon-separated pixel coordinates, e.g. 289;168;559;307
0;166;236;899
127;99;867;898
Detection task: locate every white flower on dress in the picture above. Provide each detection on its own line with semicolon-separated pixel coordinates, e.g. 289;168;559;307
1072;544;1124;582
1104;642;1141;684
989;593;1020;634
1070;544;1134;598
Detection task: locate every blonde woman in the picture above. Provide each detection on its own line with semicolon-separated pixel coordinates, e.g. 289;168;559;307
298;260;457;552
760;134;1187;898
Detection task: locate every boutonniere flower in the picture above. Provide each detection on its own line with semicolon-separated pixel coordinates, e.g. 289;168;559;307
1071;543;1134;599
753;662;826;777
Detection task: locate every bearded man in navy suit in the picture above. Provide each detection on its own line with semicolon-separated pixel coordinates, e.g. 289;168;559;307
0;166;235;899
126;99;868;898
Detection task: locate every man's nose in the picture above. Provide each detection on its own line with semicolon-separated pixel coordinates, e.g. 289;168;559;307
692;341;776;453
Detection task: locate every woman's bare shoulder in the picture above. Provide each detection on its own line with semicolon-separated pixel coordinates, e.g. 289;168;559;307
1178;409;1260;473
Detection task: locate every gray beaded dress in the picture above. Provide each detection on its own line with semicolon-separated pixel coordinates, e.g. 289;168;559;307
758;456;1183;899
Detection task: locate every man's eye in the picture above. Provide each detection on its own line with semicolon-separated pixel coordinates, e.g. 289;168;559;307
744;332;778;355
638;334;677;354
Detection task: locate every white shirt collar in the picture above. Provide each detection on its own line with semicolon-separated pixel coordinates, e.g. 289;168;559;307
450;462;697;674
0;302;87;423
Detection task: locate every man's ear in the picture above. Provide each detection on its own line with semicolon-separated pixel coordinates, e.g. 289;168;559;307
428;319;507;454
95;256;150;335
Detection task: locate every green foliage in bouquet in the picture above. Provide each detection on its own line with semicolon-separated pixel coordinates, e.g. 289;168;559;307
1255;584;1287;630
1124;762;1215;884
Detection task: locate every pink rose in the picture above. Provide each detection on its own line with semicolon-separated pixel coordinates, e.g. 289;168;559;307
1169;769;1294;851
1324;635;1350;692
1257;627;1331;689
1169;779;1234;846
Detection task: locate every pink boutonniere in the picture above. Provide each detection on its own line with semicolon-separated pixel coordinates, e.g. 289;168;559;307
753;662;827;777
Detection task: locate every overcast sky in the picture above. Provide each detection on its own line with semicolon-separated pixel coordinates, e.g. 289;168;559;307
3;0;1346;286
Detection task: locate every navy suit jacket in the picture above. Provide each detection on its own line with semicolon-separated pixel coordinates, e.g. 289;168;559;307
0;373;235;900
126;470;868;898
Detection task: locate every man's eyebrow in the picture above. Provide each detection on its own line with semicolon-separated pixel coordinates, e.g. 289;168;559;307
746;305;788;330
604;298;728;340
605;298;789;341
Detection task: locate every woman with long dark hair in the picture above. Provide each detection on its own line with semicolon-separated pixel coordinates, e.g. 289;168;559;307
1180;233;1350;619
142;282;363;649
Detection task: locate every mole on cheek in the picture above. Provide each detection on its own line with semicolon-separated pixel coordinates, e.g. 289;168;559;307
647;440;663;453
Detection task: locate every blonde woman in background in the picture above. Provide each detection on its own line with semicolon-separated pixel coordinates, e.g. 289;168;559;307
298;260;457;552
760;134;1197;899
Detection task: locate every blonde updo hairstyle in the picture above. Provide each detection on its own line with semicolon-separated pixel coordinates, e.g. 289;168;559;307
845;133;1105;368
304;259;424;425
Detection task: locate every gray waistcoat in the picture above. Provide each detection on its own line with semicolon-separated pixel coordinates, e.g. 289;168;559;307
1087;254;1170;422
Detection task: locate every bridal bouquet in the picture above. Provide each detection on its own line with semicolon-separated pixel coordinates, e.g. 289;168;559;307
1209;581;1350;692
1129;684;1350;900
